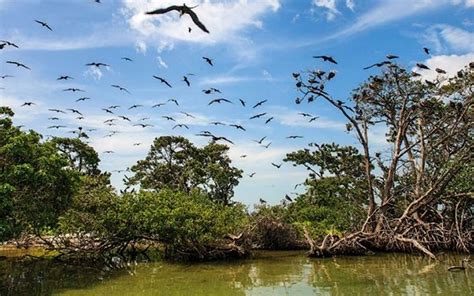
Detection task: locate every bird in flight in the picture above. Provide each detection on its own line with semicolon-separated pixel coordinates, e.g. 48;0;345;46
21;102;35;106
121;57;133;62
202;57;213;66
253;99;267;108
435;68;447;74
133;123;153;128
209;121;225;126
287;135;303;139
35;20;53;31
0;75;14;79
183;75;191;87
313;55;338;64
118;116;131;122
386;54;399;60
271;163;282;169
239;99;246;107
208;98;232;105
48;108;66;113
63;88;84;92
230;124;246;131
168;98;179;106
0;40;19;49
416;63;430;70
146;4;210;34
173;124;189;129
76;97;91;102
180;111;195;118
363;61;391;70
265;117;274;124
66;108;83;116
249;113;267;120
111;84;130;93
162;116;176;121
57;75;73;80
423;47;430;55
248;172;256;178
152;102;166;108
153;76;172;88
48;125;66;129
6;61;30;70
128;104;143;110
253;136;266;144
86;62;109;68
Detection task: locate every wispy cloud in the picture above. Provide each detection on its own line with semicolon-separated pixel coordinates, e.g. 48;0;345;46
423;24;474;54
312;0;340;21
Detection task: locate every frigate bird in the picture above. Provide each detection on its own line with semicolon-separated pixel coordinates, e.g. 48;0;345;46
313;55;337;64
146;4;209;33
35;20;53;31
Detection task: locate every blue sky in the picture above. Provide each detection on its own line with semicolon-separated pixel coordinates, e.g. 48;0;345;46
1;0;473;206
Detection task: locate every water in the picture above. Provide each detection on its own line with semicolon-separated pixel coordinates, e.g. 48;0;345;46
1;250;472;295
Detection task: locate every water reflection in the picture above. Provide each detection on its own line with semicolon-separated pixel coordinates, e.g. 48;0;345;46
0;251;472;295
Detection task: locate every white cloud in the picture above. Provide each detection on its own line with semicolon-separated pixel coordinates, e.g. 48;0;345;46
156;55;168;69
413;53;474;82
262;69;273;81
423;24;474;54
346;0;355;11
122;0;280;49
84;66;104;81
312;0;340;20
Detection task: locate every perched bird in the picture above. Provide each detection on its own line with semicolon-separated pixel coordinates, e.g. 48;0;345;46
259;198;267;204
6;61;30;70
285;194;293;202
202;56;213;66
313;55;337;64
35;20;53;31
57;75;73;80
146;4;210;33
435;68;447;74
253;99;267;108
416;63;430;70
153;76;172;88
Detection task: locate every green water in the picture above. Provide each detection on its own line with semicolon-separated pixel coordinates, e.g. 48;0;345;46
1;251;472;295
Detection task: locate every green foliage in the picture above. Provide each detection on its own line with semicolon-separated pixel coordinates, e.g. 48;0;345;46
0;108;81;241
129;136;242;205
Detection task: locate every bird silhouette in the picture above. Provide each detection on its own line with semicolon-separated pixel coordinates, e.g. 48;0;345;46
21;102;35;106
239;99;246;107
48;125;66;129
271;162;282;168
6;61;30;70
208;98;232;105
248;172;256;177
63;88;84;92
35;20;53;31
128;104;143;110
48;108;66;113
180;111;195;118
313;55;337;64
249;112;267;119
423;47;430;55
173;124;189;129
416;63;430;70
287;135;303;139
102;108;114;114
153;76;172;88
0;40;19;49
162;116;176;121
259;198;267;204
209;121;225;126
386;54;399;59
299;112;312;117
252;99;267;108
152;102;166;108
265;117;274;124
0;75;14;79
183;75;191;86
111;84;130;93
309;116;319;122
121;57;133;62
363;61;391;70
66;108;83;116
253;136;266;144
57;75;73;80
285;194;293;202
146;4;210;33
327;71;336;80
86;62;109;68
202;57;213;66
263;142;272;149
133;123;153;128
435;68;447;74
119;116;131;121
230;124;246;131
168;98;179;106
76;97;91;102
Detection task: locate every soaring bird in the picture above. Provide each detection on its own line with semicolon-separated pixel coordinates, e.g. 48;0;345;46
0;75;14;79
86;62;109;68
153;75;172;88
363;61;391;70
208;98;232;105
271;162;282;169
299;112;312;117
111;84;130;93
152;102;166;108
253;136;266;144
210;87;221;93
180;111;195;118
386;54;399;60
162;116;176;121
253;99;267;108
248;172;256;178
102;108;114;114
313;55;337;64
202;57;213;66
76;97;91;102
21;102;35;106
63;88;84;92
35;20;53;31
287;135;303;139
309;116;319;122
133;123;153;128
146;4;210;34
121;57;133;62
48;108;66;113
48;117;59;120
128;104;143;110
48;125;66;129
118;115;131;121
209;121;225;126
265;117;274;124
263;142;272;149
249;113;267;120
168;98;179;106
230;124;246;131
183;75;191;86
173;124;189;129
239;99;246;107
6;61;30;70
57;75;73;80
66;108;83;115
423;47;430;55
0;40;19;49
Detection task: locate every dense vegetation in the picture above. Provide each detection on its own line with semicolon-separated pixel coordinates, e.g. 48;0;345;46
1;64;472;261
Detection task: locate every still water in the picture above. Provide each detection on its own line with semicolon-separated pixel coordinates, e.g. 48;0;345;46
1;250;472;295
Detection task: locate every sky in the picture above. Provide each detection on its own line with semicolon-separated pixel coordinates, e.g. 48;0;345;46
1;0;473;206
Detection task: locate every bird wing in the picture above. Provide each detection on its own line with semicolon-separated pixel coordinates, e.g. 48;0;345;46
186;8;210;33
363;63;377;70
145;5;180;15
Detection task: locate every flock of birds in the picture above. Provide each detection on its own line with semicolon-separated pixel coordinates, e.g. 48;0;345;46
1;3;468;204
